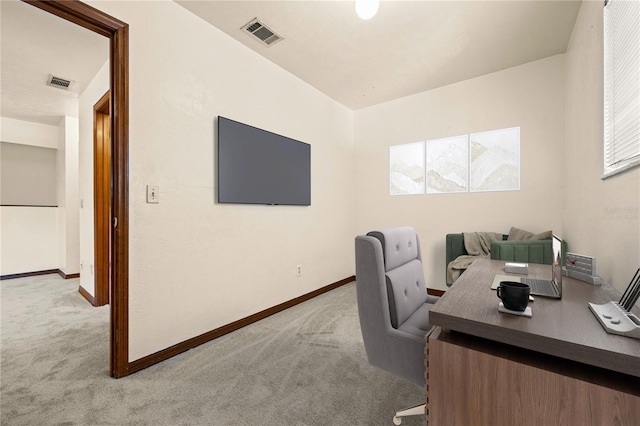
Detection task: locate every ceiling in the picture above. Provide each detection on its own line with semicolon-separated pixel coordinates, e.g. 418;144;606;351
0;0;109;126
0;1;582;128
176;0;582;110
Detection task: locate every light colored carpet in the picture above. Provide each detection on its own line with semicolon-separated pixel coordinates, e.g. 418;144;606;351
1;274;424;425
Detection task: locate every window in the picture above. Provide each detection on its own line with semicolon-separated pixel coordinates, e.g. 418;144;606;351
603;0;640;178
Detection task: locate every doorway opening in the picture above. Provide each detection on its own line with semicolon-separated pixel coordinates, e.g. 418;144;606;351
25;0;130;378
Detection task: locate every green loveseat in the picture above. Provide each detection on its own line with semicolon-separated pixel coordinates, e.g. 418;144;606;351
445;233;567;287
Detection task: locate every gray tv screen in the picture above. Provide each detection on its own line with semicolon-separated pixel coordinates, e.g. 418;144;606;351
217;116;311;206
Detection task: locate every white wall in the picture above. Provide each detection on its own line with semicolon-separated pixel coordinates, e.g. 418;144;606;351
90;0;355;361
0;207;58;275
354;55;566;291
564;1;640;296
56;116;80;276
78;60;109;296
1;119;61;275
0;116;79;276
80;0;636;362
57;120;67;270
1;117;58;148
0;142;57;206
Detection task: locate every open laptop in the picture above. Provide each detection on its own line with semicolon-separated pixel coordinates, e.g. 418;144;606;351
491;234;563;299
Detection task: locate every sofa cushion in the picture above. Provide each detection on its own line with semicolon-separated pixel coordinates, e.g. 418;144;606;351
491;240;557;264
385;259;428;328
398;303;434;338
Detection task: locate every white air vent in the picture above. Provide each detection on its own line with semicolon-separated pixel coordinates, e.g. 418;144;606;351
242;18;283;47
46;74;73;90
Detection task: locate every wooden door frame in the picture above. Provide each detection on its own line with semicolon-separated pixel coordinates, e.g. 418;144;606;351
24;0;130;378
94;91;110;307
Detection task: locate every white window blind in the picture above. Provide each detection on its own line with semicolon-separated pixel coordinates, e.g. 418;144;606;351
603;0;640;178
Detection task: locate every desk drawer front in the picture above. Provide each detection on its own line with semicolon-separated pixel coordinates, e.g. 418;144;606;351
427;336;639;426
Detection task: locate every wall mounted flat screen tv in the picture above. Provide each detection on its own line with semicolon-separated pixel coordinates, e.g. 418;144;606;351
217;116;311;206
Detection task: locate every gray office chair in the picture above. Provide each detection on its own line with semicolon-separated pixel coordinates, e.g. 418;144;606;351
355;227;439;425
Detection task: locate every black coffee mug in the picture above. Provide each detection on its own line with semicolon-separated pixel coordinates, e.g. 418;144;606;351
497;281;530;312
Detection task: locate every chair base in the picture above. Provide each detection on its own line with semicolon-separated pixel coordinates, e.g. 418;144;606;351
392;403;425;425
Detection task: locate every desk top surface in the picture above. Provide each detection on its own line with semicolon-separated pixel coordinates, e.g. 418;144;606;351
430;259;640;377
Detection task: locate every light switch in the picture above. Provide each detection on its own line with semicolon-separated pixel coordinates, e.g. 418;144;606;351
147;185;159;203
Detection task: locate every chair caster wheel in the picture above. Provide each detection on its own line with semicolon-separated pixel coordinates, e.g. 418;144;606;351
393;416;402;425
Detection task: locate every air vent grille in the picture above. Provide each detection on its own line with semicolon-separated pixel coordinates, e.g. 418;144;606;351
242;18;283;47
46;74;73;90
246;22;262;33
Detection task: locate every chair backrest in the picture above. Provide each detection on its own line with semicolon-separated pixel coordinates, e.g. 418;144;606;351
367;228;428;328
355;226;429;386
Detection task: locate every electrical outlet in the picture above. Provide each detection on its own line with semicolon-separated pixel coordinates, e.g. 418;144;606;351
296;265;302;277
147;185;159;204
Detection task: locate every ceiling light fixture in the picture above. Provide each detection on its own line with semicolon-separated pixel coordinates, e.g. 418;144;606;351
355;0;379;20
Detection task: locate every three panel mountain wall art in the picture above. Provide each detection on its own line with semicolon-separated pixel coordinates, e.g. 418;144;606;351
389;127;520;195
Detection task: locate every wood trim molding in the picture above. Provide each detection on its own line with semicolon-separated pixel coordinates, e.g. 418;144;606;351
109;13;130;381
57;270;80;279
129;276;356;374
24;0;122;38
78;285;97;306
24;0;130;379
1;205;58;208
0;269;59;281
1;270;80;280
93;91;110;307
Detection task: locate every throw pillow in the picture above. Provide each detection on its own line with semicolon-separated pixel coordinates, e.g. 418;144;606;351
507;226;552;241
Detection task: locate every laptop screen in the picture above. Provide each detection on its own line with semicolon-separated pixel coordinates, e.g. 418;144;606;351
552;234;563;292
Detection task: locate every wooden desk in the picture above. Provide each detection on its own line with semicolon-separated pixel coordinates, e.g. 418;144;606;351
426;259;640;425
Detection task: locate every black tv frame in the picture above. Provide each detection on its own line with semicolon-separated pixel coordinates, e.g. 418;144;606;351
217;116;311;206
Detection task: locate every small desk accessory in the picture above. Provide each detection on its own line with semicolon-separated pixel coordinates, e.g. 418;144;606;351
589;267;640;339
565;252;603;285
504;262;528;274
498;302;532;317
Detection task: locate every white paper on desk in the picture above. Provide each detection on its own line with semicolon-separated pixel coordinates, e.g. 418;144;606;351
498;302;532;318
